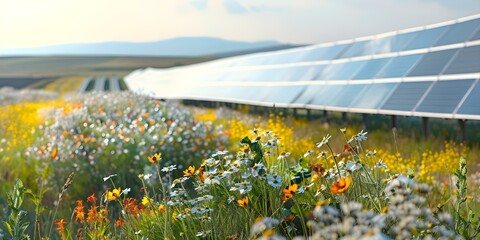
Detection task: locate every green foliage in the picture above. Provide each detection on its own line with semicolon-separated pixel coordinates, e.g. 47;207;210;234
2;179;30;240
453;157;480;239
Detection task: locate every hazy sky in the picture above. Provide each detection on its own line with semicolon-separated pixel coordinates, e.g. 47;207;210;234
1;0;479;50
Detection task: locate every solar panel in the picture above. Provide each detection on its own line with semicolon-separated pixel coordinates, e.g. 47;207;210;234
293;85;325;104
381;81;433;111
262;85;307;104
299;44;349;61
408;49;458;76
470;28;480;41
328;84;369;107
416;79;475;113
351;83;398;109
309;85;343;106
443;45;480;74
434;18;480;46
318;61;366;80
339;41;368;58
369;31;418;54
403;26;449;51
125;14;480;121
376;54;422;78
352;58;391;80
457;80;480;115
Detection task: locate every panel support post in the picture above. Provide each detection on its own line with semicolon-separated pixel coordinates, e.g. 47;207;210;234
324;110;330;123
307;109;312;120
342;112;347;122
362;114;368;130
293;108;298;118
422;117;429;139
458;119;466;142
391;115;397;129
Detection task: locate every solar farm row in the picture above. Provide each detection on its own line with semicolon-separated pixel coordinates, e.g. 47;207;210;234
78;77;128;92
125;14;480;120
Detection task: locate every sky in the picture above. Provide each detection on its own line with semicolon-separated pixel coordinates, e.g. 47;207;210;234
1;0;480;50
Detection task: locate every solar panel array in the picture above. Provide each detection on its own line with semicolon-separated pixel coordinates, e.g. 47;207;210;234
126;14;480;120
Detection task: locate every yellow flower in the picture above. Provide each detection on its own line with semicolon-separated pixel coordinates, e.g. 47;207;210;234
316;198;330;207
331;177;351;195
148;153;161;164
106;188;121;201
237;196;249;207
183;166;195;176
158;204;166;213
141;196;153;206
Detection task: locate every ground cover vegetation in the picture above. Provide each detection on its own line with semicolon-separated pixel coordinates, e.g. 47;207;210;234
0;91;479;239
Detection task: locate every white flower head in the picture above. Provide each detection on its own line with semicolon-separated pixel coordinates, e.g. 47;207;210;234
316;134;331;149
354;130;368;141
161;165;177;172
103;174;117;182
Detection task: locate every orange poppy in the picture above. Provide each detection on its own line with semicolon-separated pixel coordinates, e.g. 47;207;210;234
237;196;249;207
330;177;351;194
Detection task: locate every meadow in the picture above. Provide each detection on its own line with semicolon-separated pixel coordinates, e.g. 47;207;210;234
1;90;479;239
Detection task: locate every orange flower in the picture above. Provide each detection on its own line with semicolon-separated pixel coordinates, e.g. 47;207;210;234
148;153;161;164
183;166;195;176
55;219;67;234
74;200;85;222
281;184;298;202
123;198;142;216
284;214;295;222
237;196;249;207
86;206;99;223
51;147;58;159
330;177;351;194
115;217;126;227
87;193;97;204
158;204;166;213
283;184;298;195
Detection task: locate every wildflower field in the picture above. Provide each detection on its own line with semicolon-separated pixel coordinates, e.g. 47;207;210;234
1;91;480;239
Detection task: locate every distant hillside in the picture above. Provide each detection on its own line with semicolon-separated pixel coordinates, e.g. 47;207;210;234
0;37;293;57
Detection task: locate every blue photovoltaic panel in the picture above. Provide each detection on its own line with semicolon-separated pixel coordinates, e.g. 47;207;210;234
328;84;368;107
381;81;433;111
470;28;480;41
370;31;418;54
457;81;480;115
309;85;343;106
351;83;398;109
434;18;480;46
225;86;271;102
403;26;449;51
293;85;325;104
318;61;366;80
376;54;422;78
339;41;368;58
262;85;307;104
408;49;458;76
416;79;475;113
125;15;480;120
352;58;391;80
443;45;480;74
300;44;349;61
